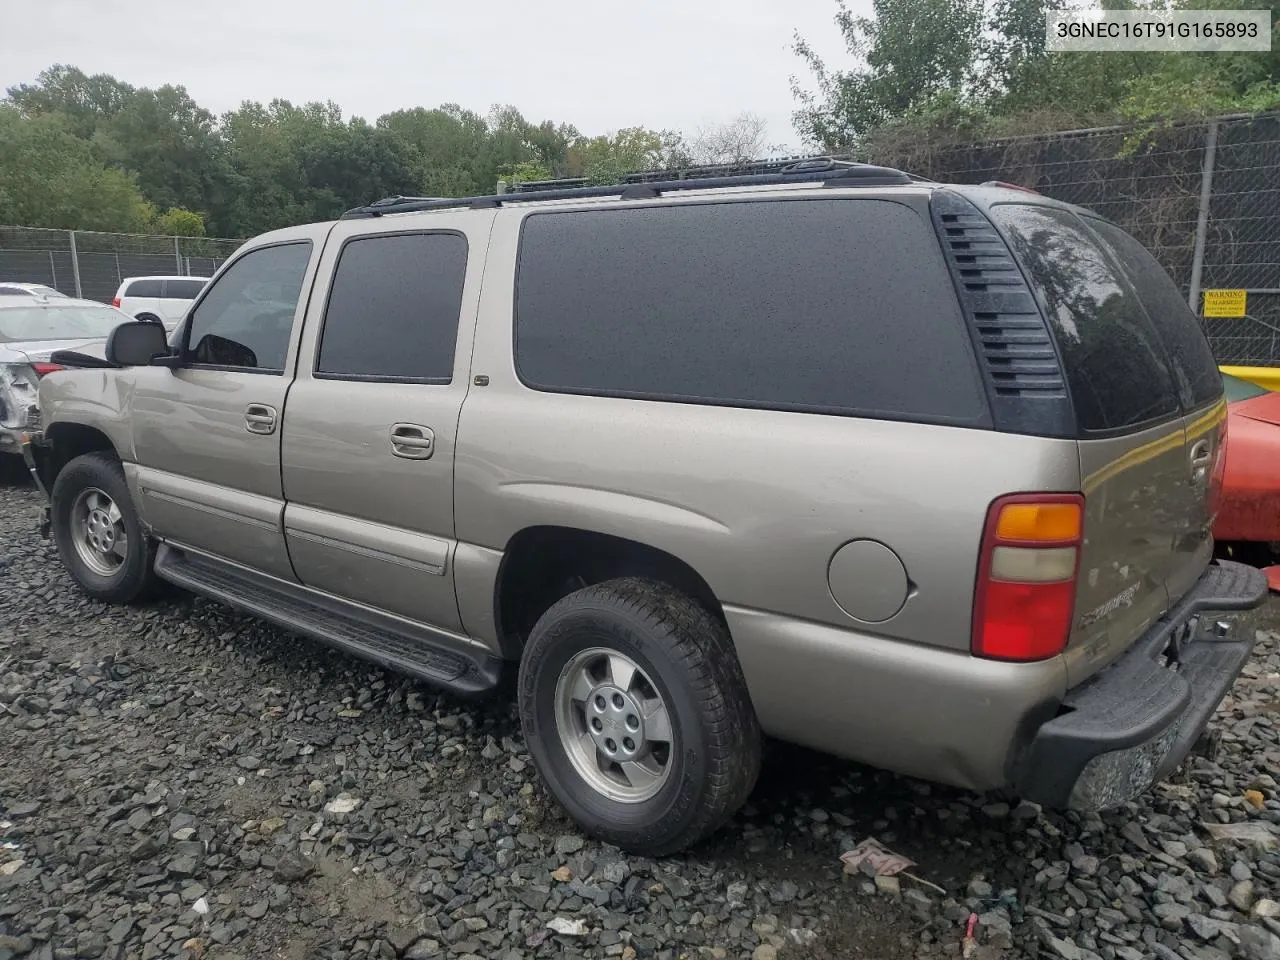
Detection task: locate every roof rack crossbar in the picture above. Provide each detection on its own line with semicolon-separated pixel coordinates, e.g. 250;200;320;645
339;161;915;219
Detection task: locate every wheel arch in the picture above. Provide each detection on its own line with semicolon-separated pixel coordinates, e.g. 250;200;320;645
37;422;122;492
493;525;726;660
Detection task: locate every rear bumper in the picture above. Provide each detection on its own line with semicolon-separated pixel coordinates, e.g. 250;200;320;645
1013;559;1268;809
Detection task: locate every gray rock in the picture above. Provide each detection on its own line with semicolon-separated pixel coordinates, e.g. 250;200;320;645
553;835;584;856
967;878;994;899
1230;879;1256;912
768;880;798;904
168;855;200;877
1188;848;1220;874
272;855;314;883
1237;927;1280;960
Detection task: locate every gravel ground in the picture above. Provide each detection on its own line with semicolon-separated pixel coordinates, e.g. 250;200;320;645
3;462;1280;960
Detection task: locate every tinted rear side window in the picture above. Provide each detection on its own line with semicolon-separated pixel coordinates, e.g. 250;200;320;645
515;199;987;424
1085;218;1222;410
317;232;467;382
125;279;163;298
164;279;207;299
990;204;1178;432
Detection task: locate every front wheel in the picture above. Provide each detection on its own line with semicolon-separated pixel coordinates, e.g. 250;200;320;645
518;577;761;856
51;451;158;603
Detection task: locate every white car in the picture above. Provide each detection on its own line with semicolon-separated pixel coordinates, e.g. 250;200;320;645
0;297;129;456
112;276;208;330
0;282;68;299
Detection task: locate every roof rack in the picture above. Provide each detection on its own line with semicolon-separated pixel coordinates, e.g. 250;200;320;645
339;159;919;219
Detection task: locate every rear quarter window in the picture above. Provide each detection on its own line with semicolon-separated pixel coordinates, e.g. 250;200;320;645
989;204;1179;433
1084;217;1222;411
514;198;988;425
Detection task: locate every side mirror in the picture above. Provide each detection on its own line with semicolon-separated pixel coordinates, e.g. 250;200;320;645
105;321;173;367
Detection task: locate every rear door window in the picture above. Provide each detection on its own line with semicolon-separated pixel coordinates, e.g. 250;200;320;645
514;199;987;425
989;204;1178;432
125;279;163;298
1084;218;1222;411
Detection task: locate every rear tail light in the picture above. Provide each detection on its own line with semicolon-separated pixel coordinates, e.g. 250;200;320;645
112;297;121;308
973;494;1084;661
30;362;63;377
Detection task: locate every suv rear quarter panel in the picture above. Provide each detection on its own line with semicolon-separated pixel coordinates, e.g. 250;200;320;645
454;199;1085;787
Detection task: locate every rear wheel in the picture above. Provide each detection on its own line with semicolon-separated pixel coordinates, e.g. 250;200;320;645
135;312;162;325
519;577;761;856
51;451;158;603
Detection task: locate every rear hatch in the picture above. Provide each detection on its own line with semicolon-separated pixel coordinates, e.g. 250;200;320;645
988;202;1226;686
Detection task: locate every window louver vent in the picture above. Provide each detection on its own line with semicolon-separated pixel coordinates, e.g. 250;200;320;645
939;211;1065;398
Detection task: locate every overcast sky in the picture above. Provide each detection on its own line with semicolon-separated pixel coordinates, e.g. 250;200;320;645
1;0;868;153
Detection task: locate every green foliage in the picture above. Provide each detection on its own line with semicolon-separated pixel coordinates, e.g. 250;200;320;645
1;67;672;236
151;207;206;237
0;106;152;231
793;0;985;148
795;0;1280;151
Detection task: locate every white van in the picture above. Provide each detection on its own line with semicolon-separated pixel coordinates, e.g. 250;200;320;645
112;276;209;330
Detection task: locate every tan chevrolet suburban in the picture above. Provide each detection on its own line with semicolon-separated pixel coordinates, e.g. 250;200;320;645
22;161;1268;855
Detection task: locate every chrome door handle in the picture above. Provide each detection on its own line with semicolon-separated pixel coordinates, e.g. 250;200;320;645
245;404;277;435
1189;439;1212;466
390;423;434;460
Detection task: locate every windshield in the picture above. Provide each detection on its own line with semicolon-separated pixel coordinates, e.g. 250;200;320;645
0;304;125;341
1222;372;1271;403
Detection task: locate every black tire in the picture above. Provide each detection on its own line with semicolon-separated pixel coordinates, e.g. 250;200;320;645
519;577;761;856
51;451;158;603
135;313;162;325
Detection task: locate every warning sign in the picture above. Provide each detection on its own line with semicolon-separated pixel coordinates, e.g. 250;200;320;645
1203;289;1247;318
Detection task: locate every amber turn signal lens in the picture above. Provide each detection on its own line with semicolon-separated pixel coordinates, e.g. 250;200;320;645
995;502;1081;543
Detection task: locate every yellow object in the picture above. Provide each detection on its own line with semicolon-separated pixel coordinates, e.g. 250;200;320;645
1245;789;1266;810
996;502;1082;542
1220;365;1280;392
1203;289;1247;317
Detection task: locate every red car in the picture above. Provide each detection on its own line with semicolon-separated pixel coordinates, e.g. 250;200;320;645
1216;373;1280;590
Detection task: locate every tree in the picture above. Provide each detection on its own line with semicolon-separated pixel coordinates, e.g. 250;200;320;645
6;64;133;139
93;84;230;218
567;127;686;183
686;113;777;164
793;0;985;149
794;0;1280;151
377;105;492;196
0;107;152;231
151;207;206;237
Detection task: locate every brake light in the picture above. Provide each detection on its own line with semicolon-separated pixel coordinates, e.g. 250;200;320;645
31;362;63;377
973;493;1084;661
112;297;121;308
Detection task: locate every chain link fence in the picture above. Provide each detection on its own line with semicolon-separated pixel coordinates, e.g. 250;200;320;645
866;112;1280;366
0;227;243;304
513;113;1280;366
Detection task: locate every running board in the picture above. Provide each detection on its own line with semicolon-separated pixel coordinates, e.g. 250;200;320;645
154;543;502;697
